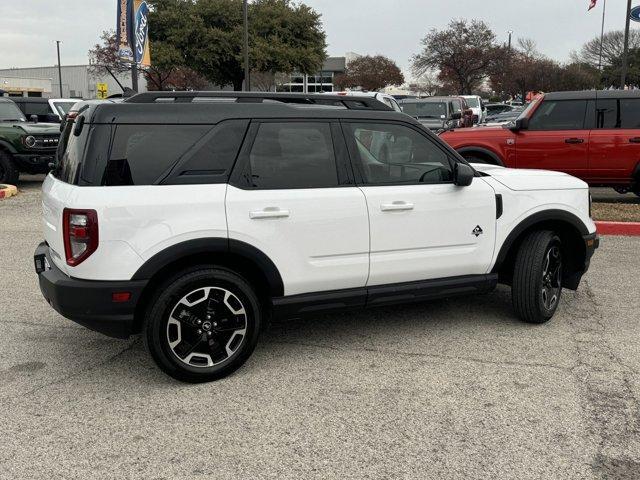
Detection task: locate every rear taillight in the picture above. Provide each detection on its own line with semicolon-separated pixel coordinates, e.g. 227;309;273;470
63;208;99;266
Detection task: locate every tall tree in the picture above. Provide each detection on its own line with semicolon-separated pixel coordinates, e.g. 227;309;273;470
412;19;500;94
334;55;404;91
186;0;326;90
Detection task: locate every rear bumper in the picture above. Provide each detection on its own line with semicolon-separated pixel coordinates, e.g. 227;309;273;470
34;242;147;339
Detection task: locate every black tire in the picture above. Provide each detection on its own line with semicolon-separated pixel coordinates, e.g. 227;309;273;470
143;266;262;383
511;230;563;324
0;150;19;185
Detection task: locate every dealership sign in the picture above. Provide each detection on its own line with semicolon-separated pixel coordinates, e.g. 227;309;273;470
631;5;640;22
116;0;151;66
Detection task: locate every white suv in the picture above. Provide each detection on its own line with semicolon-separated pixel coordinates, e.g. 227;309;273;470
35;92;599;382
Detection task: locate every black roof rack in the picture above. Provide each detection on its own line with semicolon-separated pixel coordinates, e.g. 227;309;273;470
125;91;392;111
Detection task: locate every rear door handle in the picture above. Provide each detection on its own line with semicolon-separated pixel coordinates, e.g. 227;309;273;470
565;138;585;144
630;137;640;144
249;208;290;219
380;201;414;212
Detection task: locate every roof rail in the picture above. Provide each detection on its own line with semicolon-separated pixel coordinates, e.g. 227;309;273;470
125;91;392;111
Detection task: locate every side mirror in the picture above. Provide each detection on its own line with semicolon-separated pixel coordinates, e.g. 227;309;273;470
29;115;38;123
451;112;462;120
455;163;474;187
511;117;529;131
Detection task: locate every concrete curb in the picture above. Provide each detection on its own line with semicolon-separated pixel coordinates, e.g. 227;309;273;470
595;221;640;237
0;184;18;199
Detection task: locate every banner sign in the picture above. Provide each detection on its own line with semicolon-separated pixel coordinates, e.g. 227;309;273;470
116;0;151;66
631;6;640;22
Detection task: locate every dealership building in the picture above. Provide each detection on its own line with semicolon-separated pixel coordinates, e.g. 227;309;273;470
0;64;145;99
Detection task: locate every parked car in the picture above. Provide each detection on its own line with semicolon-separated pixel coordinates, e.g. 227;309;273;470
35;91;598;383
11;97;78;123
440;90;640;195
445;96;474;128
328;91;403;112
461;95;486;124
399;98;462;131
0;98;60;184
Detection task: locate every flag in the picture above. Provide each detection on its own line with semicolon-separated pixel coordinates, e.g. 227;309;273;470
116;0;151;67
588;0;597;11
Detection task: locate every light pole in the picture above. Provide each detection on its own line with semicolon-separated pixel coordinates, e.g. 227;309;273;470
620;0;632;88
507;30;513;51
243;0;250;91
56;40;63;97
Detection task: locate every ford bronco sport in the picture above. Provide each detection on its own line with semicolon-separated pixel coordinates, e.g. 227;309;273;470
34;92;598;383
0;98;60;184
441;90;640;196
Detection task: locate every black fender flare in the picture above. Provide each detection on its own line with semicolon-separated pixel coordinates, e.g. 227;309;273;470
456;146;504;166
0;140;17;155
491;209;589;274
131;238;284;297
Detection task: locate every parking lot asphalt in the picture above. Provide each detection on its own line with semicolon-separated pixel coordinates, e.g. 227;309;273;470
1;177;639;480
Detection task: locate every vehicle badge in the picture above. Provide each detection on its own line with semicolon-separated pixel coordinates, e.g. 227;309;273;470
472;226;483;237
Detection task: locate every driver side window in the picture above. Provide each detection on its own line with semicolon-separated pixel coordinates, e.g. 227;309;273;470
345;123;453;185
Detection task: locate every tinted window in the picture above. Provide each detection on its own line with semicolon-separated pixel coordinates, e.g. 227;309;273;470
54;120;90;184
246;122;338;189
346;122;453;185
162;120;248;184
402;102;447;119
596;99;618;129
620;99;640;129
528;100;587;130
103;125;210;186
22;102;51;116
0;101;26;122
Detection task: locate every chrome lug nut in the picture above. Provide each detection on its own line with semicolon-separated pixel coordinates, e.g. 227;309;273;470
206;315;212;320
207;331;212;337
213;322;218;327
197;319;202;325
197;329;202;335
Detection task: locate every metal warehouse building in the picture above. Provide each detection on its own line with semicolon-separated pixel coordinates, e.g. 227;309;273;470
0;65;146;99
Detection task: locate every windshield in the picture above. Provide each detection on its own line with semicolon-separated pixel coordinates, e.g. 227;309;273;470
401;102;447;119
52;101;77;117
465;97;480;108
0;101;26;122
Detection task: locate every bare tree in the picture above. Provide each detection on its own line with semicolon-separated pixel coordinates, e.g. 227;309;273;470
577;30;640;68
412;19;500;94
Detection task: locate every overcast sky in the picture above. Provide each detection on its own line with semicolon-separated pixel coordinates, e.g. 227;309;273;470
1;0;638;79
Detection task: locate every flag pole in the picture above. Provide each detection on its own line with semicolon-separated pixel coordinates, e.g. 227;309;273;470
598;0;607;71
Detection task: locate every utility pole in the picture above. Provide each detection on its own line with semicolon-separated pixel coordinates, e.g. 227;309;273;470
621;0;632;88
243;0;250;91
507;30;513;51
56;41;63;97
598;0;607;71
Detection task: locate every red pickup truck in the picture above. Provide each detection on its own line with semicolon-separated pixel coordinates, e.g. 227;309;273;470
440;90;640;195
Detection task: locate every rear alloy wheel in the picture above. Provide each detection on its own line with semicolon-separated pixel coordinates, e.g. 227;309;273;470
512;230;563;324
144;267;262;382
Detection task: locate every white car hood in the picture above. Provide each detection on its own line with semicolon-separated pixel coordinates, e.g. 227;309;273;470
471;163;588;191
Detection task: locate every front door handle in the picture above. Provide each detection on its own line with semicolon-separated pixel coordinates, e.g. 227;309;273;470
565;138;585;144
630;137;640;144
380;201;414;212
249;207;290;219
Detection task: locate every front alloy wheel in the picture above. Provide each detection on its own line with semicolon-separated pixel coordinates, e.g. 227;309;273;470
145;267;262;382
